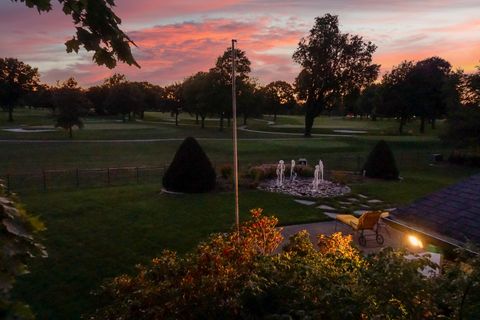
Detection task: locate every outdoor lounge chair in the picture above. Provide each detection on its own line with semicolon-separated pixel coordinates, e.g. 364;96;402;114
335;211;385;246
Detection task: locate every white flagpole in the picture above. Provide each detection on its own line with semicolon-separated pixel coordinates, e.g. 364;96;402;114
231;39;240;232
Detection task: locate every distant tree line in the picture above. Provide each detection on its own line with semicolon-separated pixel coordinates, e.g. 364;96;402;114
0;53;299;136
1;13;480;140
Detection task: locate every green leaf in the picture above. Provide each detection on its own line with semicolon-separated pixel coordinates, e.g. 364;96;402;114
65;37;80;53
2;218;32;239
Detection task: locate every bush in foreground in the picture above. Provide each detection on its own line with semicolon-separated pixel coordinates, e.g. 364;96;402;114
162;137;216;193
90;209;480;319
363;140;399;179
0;184;46;319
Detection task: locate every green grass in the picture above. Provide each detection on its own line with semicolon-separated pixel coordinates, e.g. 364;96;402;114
4;108;479;319
350;165;480;205
0;135;449;175
13;186;328;320
262;115;447;136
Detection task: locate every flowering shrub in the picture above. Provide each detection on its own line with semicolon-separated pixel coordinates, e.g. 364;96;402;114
90;210;480;319
449;148;480;167
91;209;283;319
219;163;233;179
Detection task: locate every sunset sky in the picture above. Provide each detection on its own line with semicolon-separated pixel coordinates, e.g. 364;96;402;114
1;0;479;87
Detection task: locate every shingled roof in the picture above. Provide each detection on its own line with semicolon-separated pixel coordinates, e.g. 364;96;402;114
391;173;480;246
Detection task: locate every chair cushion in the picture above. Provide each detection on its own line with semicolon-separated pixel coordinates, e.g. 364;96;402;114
336;214;359;229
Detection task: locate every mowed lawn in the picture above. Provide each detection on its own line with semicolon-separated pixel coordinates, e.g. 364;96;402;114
4;109;479;319
12;163;480;320
13;187;328;320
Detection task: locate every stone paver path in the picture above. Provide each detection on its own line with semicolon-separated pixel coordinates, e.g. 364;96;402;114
294;199;316;206
317;204;335;210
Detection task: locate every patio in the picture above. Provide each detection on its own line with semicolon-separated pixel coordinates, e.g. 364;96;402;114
281;220;405;255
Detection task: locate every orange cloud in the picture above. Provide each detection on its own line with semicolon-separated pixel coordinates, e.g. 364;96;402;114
41;18;304;86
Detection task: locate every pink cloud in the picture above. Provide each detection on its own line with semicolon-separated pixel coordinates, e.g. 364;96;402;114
40;18;304;86
2;0;479;87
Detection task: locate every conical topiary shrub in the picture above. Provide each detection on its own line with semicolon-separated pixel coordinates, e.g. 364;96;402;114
163;137;216;193
362;140;399;180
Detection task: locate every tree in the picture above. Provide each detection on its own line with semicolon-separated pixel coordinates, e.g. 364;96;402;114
23;83;54;110
182;72;213;129
356;84;382;120
261;81;296;121
442;107;480;147
103;73;127;88
212;47;251;85
104;82;145;122
408;57;458;132
363;140;399;180
381;60;416;133
52;80;91;138
0;58;40;121
210;46;252;128
237;79;262;125
86;85;109;115
465;65;480;107
13;0;139;68
135;82;164;115
162;137;216;193
0;184;46;319
293;14;380;136
162;83;183;126
87;74;128;115
207;70;230;131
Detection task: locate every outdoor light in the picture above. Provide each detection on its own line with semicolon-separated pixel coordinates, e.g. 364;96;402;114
407;234;423;249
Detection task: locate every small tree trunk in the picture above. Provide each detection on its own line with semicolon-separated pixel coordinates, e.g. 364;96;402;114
175;110;179;126
243;113;247;126
219;113;224;131
8;105;13;122
273;111;277;122
195;113;199;125
227;117;231;127
69;127;73;139
399;117;405;134
420;116;425;134
201;115;206;128
304;113;314;137
431;117;436;129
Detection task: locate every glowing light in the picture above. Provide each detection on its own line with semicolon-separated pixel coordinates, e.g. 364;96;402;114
407;235;423;249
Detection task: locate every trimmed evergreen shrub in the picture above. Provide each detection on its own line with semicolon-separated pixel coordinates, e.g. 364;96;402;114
362;140;399;180
162;137;216;193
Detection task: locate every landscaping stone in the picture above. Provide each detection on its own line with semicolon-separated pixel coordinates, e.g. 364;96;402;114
323;212;338;219
347;197;359;202
354;210;368;216
317;204;336;210
358;194;368;199
258;178;351;198
294;199;316;206
368;199;383;203
338;201;351;205
360;204;370;208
